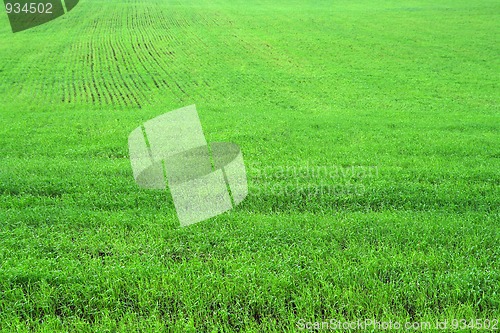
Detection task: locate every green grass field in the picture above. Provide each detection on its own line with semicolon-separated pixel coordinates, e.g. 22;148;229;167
0;0;499;331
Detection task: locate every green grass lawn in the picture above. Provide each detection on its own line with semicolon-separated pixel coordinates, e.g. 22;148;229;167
0;0;499;331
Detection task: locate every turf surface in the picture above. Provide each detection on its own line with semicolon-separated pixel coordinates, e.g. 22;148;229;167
0;0;499;331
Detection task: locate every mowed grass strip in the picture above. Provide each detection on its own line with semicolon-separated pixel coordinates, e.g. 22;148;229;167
0;0;498;331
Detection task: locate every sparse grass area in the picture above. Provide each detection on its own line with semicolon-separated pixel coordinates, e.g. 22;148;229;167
0;0;499;332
